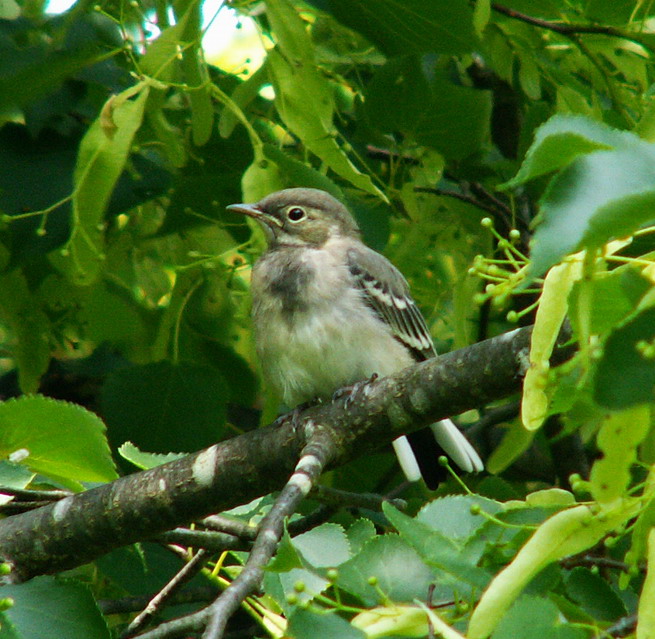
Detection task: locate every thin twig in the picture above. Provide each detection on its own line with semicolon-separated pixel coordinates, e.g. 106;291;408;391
560;555;630;572
469;182;515;223
202;515;258;540
132;427;338;639
0;487;71;501
122;550;210;638
491;3;627;37
468;402;520;436
309;484;406;512
156;528;245;552
205;503;337;540
366;145;421;166
286;504;338;536
414;187;499;217
99;586;219;615
201;433;335;639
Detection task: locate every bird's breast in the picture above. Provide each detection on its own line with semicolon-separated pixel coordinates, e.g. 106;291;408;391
251;243;413;407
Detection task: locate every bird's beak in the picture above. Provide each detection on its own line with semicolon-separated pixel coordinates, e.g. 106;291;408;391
226;203;283;228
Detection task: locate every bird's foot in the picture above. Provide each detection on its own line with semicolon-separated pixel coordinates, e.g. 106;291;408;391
272;398;322;430
332;373;379;408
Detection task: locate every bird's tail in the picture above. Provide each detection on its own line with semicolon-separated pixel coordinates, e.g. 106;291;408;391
392;419;482;488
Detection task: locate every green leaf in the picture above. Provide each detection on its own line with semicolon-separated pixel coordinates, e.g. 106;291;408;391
318;0;477;56
486;421;535;474
529;146;655;278
0;0;18;19
261;144;345;198
287;607;366;639
0;269;50;394
265;0;385;199
569;266;651;338
140;9;193;80
117;442;184;470
218;63;268;139
347;519;377;555
473;0;491;35
491;596;587;639
594;307;655;409
241;153;286;203
267;529;304;573
50;84;150;285
503;114;636;189
0;461;35;490
0;612;20;638
0;26;114;116
584;0;639;24
335;535;440;606
101;361;229;454
382;503;490;590
270;523;352;607
147;102;187;168
0;396;117;484
76;279;151;348
0;576;111;639
266;528;332;607
564;567;626;622
625;495;655;577
484;24;514;83
518;55;541;101
525;489;575;508
365;57;491;161
417;495;503;541
292;523;351;568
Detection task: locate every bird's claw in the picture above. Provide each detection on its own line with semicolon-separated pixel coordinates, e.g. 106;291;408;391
332;373;379;408
272;398;321;431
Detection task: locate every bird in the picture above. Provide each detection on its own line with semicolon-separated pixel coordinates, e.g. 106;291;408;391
226;187;483;488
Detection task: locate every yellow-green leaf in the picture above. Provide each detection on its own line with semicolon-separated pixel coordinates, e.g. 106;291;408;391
468;500;640;639
50;84;150;285
590;405;651;505
265;0;385;200
352;605;430;638
241;150;285;203
486;420;535;474
522;258;582;430
637;528;655;639
473;0;491;35
176;0;213;146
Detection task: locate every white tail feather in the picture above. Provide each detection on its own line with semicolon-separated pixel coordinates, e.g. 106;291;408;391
430;419;484;473
392;436;422;482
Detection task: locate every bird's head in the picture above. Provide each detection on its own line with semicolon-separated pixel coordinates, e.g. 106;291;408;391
227;188;360;248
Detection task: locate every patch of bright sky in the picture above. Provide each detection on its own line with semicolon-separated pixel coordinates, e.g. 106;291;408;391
202;0;266;77
45;0;266;79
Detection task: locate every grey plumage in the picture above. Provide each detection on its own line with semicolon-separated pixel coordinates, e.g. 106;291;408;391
227;187;483;486
347;246;434;359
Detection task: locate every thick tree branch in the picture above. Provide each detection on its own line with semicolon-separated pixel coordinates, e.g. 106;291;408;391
0;324;574;582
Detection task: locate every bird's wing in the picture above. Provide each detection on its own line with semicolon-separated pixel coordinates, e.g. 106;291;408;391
346;245;436;361
346;245;484;484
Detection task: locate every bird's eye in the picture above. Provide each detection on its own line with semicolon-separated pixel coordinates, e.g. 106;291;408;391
287;207;306;222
